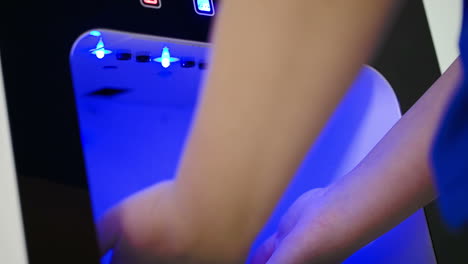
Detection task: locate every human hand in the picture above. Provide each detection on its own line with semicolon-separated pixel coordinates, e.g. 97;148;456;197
251;187;349;264
96;181;194;264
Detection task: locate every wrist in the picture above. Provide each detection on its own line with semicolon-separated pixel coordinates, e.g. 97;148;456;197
169;182;249;263
297;185;361;263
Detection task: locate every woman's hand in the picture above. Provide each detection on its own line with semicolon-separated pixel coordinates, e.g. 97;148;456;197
96;181;196;264
251;187;349;264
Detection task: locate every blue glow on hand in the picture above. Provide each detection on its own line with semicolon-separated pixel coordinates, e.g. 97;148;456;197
154;47;179;68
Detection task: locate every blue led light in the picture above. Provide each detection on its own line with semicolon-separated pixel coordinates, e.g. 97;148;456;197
198;0;211;11
154;47;179;68
193;0;215;16
89;30;102;37
89;38;112;59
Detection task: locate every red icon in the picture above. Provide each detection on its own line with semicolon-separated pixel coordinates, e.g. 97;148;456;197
141;0;161;8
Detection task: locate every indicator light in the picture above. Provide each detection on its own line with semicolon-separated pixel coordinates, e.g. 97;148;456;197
89;31;102;37
141;0;161;9
193;0;215;16
89;38;112;59
154;47;179;68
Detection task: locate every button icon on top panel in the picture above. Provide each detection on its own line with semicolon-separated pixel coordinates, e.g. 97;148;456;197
141;0;161;9
193;0;215;16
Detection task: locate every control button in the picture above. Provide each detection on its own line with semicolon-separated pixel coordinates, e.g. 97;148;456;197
199;62;207;70
116;50;132;61
136;53;151;63
181;59;196;68
193;0;215;16
141;0;161;9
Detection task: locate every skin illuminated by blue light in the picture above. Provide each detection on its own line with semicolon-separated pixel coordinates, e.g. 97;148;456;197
90;38;112;59
154;47;179;68
89;30;102;37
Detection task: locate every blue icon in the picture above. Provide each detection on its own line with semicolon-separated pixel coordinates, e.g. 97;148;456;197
194;0;215;16
89;37;112;59
154;47;179;68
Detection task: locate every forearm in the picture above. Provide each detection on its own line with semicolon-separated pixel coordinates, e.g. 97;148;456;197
309;59;462;262
173;0;404;259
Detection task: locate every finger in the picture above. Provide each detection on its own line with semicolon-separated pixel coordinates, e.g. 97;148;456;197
251;234;278;264
266;230;311;264
278;188;327;239
96;204;123;256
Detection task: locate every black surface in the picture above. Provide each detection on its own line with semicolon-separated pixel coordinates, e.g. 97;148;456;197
116;51;132;61
426;202;468;263
371;1;440;113
103;65;119;69
88;87;129;97
1;0;467;263
199;61;208;70
136;54;152;62
181;59;197;68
